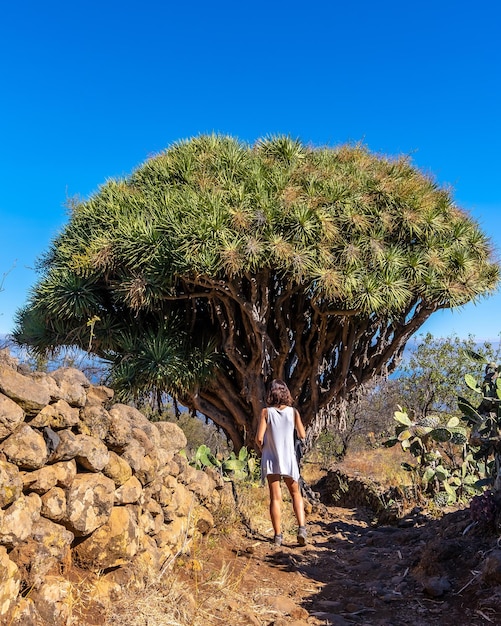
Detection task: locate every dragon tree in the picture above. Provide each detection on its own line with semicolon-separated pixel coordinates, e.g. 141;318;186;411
13;135;499;450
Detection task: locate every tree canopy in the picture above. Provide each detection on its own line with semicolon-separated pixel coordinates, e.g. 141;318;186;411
14;135;499;449
397;333;501;420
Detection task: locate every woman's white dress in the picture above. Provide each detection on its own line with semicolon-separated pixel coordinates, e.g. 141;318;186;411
261;406;300;482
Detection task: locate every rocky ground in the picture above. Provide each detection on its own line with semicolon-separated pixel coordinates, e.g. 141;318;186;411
176;482;501;626
98;467;501;626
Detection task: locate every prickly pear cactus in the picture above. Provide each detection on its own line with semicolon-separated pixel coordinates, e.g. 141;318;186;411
459;359;501;489
384;409;471;504
458;355;501;529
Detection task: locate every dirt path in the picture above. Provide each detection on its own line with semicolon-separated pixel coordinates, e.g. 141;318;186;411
197;503;501;626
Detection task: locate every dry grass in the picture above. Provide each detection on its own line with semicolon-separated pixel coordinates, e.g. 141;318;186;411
301;444;414;491
231;479;302;541
69;445;413;625
100;482;268;626
102;534;253;626
103;573;195;626
301;460;328;485
335;446;413;488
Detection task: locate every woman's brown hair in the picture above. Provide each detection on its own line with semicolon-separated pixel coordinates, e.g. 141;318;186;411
266;379;293;407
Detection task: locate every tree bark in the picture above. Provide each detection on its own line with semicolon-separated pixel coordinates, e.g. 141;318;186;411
175;273;439;451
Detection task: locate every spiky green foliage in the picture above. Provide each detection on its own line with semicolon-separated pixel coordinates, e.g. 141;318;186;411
13;135;499;449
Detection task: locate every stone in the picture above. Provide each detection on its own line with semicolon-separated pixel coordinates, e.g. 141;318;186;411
129;410;161;447
203;465;225;490
131;426;156;455
31;518;74;561
89;577;122;605
144;480;172;507
0;361;226;615
0;365;50;414
53;459;77;487
135;454;159;486
85;385;114;407
174;452;189;473
28;371;61;402
63;473;115;536
0;392;25;441
58;379;87;407
114;475;143;505
0;348;19;369
0;545;20;618
1;424;48;469
154;528;175;550
103;450;133;486
133;531;161;574
41;487;67;521
163;479;193;520
50;367;90;388
50;429;82;462
122;427;161;485
240;611;261;626
29;399;80;429
106;404;134;450
49;367;90;407
0;458;23;508
421;575;452;597
263;595;309;619
0;493;42;548
156;420;188;453
75;433;110;471
165;457;181;477
74;506;140;569
86;578;122;613
179;464;216;500
156;484;173;507
7;597;44;626
9;538;57;591
481;549;501;584
311;616;350;626
22;459;77;493
152;509;165;535
139;510;156;534
109;404;161;445
42;426;60;456
159;515;193;549
194;505;214;535
121;438;147;473
78;404;111;439
144;497;163;517
29;575;73;626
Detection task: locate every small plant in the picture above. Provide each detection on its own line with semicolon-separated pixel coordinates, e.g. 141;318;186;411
186;445;260;482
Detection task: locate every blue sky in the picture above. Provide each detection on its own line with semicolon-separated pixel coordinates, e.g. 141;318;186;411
1;0;500;340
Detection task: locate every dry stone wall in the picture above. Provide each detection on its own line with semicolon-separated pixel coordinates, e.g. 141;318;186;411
0;349;224;625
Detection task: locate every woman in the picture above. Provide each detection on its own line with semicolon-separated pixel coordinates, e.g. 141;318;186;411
255;379;307;546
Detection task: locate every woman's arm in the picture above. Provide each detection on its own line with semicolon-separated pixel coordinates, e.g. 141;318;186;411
255;407;268;450
294;409;306;440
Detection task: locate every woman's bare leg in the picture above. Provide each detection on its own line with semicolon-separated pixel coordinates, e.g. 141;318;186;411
284;477;305;527
267;474;282;535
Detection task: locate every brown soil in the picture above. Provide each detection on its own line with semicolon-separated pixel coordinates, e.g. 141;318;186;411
93;469;501;626
183;482;501;625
